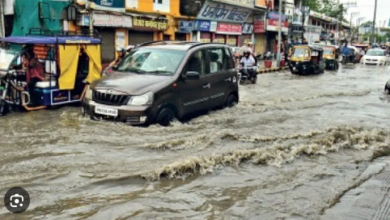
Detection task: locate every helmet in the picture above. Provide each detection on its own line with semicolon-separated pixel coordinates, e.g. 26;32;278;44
243;50;251;55
126;45;134;51
116;47;125;54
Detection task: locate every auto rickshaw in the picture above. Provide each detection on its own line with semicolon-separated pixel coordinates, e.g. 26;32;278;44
288;45;325;75
322;45;339;70
0;29;102;116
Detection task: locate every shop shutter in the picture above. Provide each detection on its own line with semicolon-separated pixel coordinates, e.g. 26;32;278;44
128;31;154;46
98;28;115;64
175;33;187;41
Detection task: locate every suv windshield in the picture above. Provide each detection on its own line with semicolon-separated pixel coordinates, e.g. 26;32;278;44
117;48;186;75
366;49;385;56
0;44;20;70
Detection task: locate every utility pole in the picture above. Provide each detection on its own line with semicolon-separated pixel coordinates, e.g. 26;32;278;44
277;0;282;69
86;0;94;37
371;0;378;43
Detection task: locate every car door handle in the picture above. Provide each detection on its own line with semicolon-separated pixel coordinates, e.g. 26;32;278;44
225;78;231;82
203;83;211;89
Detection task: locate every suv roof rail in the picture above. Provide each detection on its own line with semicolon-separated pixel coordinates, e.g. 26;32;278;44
135;41;211;49
188;42;227;49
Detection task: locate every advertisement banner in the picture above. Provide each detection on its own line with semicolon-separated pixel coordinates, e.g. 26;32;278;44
255;0;272;9
197;1;252;23
254;21;265;33
267;12;287;21
178;21;193;33
266;19;288;32
216;23;242;35
92;0;125;12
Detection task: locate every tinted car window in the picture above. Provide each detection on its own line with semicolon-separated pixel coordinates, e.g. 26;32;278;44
224;47;235;69
185;50;206;75
207;48;224;73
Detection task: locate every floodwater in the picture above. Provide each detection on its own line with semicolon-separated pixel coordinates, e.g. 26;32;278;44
1;64;390;220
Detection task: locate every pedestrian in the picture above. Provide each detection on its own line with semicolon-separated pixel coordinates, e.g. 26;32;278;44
110;47;126;67
283;39;291;63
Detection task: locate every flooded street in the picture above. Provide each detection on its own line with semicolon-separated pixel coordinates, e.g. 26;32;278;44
1;64;390;220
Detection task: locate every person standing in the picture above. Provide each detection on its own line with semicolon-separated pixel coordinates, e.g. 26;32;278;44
283;39;291;64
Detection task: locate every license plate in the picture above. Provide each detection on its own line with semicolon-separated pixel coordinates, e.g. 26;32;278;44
95;105;118;117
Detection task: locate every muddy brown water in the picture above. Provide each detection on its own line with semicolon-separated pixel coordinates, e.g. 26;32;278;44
1;65;390;220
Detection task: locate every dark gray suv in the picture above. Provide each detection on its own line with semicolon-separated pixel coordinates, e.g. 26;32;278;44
82;41;239;126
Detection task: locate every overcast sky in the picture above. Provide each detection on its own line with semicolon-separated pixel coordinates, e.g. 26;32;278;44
346;0;390;27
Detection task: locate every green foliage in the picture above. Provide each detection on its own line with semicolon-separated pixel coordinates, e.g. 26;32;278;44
303;0;347;21
360;21;373;27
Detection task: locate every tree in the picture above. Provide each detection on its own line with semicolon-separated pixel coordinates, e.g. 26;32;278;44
303;0;347;21
360;21;373;28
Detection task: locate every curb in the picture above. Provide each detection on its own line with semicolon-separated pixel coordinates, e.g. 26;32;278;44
257;67;287;74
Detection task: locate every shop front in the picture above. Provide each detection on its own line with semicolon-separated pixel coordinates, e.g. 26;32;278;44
266;12;288;53
254;19;266;53
176;20;193;41
130;17;168;45
77;12;133;63
304;25;322;45
214;23;242;46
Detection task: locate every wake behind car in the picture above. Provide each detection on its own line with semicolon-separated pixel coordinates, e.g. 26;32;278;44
82;41;239;126
361;49;390;66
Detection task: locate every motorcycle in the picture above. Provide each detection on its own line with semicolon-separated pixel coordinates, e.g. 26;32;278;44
237;63;257;84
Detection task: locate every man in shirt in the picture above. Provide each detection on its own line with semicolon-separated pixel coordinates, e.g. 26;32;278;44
240;50;255;68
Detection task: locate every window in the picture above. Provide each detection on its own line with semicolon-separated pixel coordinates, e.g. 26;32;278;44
224;48;235;69
207;48;224;73
185;50;206;75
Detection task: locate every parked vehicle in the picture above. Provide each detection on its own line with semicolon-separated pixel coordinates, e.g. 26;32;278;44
321;45;339;70
287;45;325;75
361;49;390;66
82;41;239;126
0;29;102;116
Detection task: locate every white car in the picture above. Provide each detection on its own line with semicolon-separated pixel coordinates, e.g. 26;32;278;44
361;49;390;65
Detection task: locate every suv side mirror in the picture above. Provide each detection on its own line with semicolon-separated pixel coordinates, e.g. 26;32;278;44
184;71;200;80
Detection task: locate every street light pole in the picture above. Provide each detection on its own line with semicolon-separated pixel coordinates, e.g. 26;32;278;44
277;0;282;69
371;0;377;43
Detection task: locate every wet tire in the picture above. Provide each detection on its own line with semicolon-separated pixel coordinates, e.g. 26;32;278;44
0;100;9;116
156;107;175;126
385;84;390;94
225;94;238;108
251;76;257;84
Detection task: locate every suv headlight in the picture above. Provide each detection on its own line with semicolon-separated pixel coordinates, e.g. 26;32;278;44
85;86;93;100
127;92;153;106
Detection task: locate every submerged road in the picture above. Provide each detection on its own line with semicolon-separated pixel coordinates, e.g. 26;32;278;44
1;64;390;219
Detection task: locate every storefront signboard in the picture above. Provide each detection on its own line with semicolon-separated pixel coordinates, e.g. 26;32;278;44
216;23;242;35
255;0;272;9
267;12;287;21
193;20;211;31
266;19;288;32
78;13;133;28
253;21;265;33
213;0;254;10
132;17;168;31
242;23;253;34
116;31;125;48
197;1;252;23
92;0;125;12
178;21;193;33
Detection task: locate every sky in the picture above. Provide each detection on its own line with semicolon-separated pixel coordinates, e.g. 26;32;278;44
346;0;390;27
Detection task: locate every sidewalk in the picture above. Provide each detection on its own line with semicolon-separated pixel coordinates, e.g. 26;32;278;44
257;59;288;74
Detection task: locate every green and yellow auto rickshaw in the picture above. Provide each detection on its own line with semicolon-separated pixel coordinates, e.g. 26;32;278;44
322;45;339;70
288;45;325;75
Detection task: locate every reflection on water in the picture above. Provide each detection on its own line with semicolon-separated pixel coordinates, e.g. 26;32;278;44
1;65;390;219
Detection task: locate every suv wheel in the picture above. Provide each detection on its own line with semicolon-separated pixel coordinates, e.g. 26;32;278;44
156;107;175;126
225;94;238;108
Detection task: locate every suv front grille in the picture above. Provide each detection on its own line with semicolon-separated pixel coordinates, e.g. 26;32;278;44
92;91;128;106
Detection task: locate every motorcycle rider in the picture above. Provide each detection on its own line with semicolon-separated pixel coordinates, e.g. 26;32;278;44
109;47;126;67
240;50;256;80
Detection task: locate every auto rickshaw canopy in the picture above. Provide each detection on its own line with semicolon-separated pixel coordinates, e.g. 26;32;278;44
290;45;323;61
0;35;102;90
